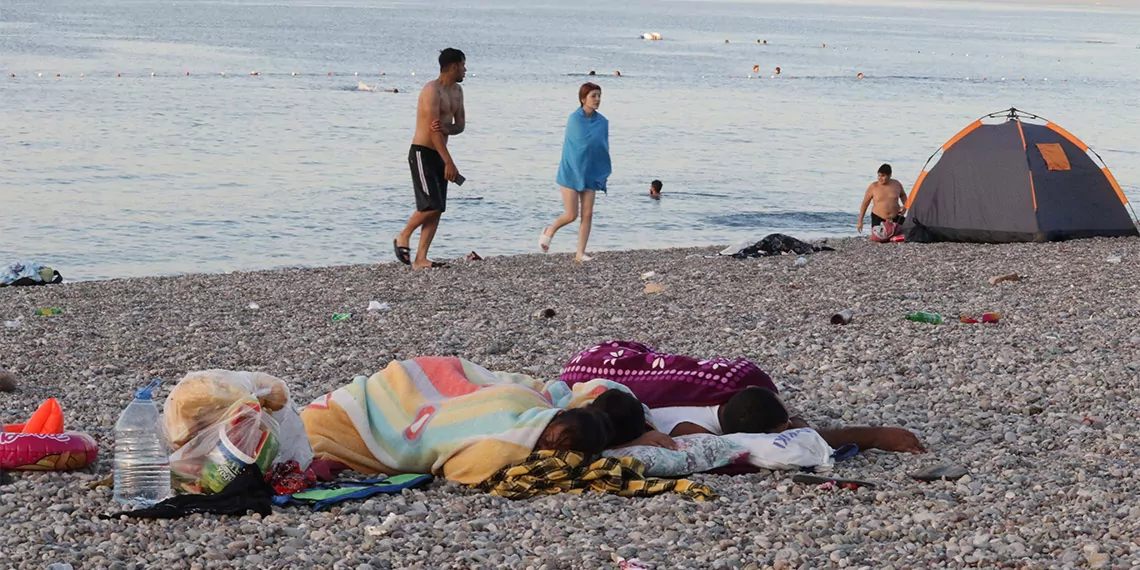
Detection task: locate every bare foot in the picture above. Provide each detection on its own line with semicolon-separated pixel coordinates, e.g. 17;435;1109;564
539;227;553;252
574;254;593;264
413;260;450;270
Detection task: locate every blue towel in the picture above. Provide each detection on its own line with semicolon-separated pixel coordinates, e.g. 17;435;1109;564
556;107;611;192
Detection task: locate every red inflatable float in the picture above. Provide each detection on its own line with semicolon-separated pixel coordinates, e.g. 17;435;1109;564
0;428;98;471
0;398;99;471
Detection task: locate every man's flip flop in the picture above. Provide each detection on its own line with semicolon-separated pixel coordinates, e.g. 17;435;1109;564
393;239;411;266
792;473;878;489
420;261;449;269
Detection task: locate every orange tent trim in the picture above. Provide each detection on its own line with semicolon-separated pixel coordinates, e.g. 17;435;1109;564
942;120;982;152
1045;122;1090;151
906;171;928;210
1102;167;1129;205
1028;172;1038;211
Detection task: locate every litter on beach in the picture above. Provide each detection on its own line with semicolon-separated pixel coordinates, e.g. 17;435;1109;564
988;274;1021;285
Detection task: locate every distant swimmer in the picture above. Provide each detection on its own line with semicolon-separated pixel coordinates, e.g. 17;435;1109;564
650;180;663;200
615;71;621;76
857;72;864;79
589;70;596;76
753;65;760;73
775;66;781;75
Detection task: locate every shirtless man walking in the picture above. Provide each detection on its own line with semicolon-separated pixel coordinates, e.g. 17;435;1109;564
394;48;466;270
857;163;907;234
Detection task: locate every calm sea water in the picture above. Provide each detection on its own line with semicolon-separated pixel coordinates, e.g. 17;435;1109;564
2;0;1139;280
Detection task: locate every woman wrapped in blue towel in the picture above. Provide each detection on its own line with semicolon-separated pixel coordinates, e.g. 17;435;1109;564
538;82;611;264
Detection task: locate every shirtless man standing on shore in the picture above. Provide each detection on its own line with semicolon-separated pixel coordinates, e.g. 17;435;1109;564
857;163;907;234
394;48;466;270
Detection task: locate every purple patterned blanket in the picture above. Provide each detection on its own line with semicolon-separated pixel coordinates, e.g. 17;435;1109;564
560;341;777;408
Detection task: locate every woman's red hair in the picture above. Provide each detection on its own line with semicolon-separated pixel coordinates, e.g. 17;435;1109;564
578;82;601;106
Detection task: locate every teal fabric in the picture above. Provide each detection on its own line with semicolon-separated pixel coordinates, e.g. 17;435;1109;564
556;107;611;192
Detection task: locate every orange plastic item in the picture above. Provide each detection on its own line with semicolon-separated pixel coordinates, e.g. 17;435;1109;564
20;398;65;434
0;398;98;470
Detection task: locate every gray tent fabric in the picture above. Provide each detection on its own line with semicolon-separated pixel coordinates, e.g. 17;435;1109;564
1021;124;1136;240
903;113;1138;243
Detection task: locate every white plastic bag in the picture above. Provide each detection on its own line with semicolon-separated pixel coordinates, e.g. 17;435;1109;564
602;434;749;477
163;370;313;493
722;428;835;471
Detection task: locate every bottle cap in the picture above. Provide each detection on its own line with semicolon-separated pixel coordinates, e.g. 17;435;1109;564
135;378;163;400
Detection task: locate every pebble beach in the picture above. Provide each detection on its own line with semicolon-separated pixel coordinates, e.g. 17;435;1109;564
2;236;1140;570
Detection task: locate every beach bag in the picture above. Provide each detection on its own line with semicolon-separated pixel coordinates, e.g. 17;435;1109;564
870;221;900;243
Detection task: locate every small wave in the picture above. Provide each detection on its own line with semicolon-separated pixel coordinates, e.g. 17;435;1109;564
657;191;732;199
707;210;853;229
337;82;397;92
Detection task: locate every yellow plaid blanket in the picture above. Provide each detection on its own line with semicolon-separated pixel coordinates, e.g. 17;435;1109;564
477;450;716;501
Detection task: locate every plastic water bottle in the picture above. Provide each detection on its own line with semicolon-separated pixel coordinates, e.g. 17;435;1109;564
113;379;171;508
905;311;944;325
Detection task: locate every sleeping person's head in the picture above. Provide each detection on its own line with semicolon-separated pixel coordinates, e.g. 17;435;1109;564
720;387;790;434
535;408;614;455
588;389;648;447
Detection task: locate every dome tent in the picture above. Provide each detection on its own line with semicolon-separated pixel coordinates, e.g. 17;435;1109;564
903;108;1138;243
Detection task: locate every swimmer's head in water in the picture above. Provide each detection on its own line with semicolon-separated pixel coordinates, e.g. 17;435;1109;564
579;82;602;110
439;48;466;81
536;408;613;455
775;67;781;74
588;389;647;447
588;70;597;76
721;387;790;434
753;65;760;72
650;180;663;195
878;163;892;183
